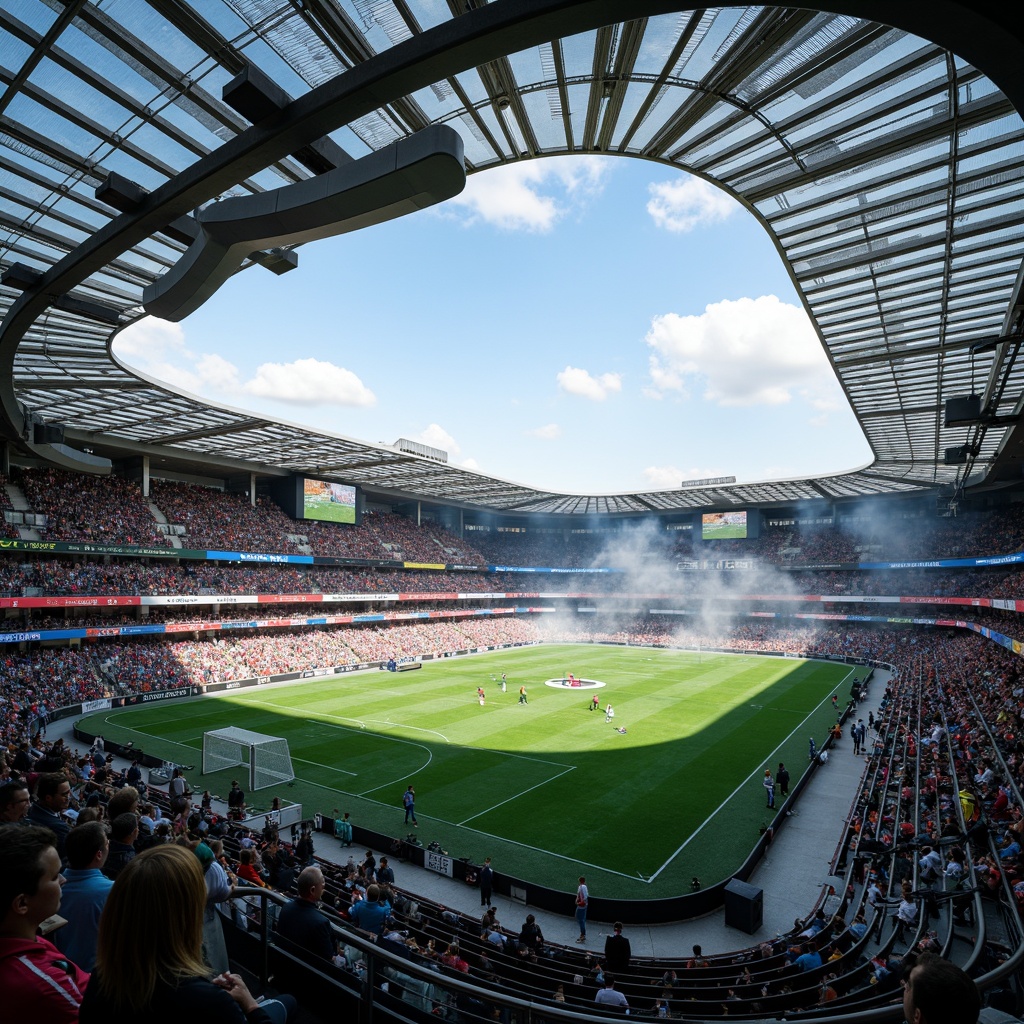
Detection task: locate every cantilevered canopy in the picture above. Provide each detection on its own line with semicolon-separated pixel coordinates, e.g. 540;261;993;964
1;1;1023;514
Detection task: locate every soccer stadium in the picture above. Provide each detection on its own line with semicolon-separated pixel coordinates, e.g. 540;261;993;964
0;3;1022;1023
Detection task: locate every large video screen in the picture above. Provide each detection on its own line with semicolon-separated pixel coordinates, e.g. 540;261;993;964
303;479;357;524
701;510;747;540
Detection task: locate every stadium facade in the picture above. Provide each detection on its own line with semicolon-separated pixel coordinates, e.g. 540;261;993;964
3;5;1024;1021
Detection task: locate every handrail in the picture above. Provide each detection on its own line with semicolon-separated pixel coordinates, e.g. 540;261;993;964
226;880;1019;1024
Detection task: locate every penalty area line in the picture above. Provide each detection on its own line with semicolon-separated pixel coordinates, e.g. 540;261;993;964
457;765;576;825
98;716;200;757
301;720;434;797
292;754;357;777
313;789;642;882
646;667;856;884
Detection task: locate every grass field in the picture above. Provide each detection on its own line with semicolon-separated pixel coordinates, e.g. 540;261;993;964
303;496;356;524
77;644;851;898
702;524;747;539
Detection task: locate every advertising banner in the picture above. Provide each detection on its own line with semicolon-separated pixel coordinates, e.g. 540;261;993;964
425;851;453;877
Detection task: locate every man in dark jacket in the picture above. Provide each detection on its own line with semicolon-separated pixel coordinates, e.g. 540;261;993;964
103;813;138;880
276;866;335;963
227;781;246;819
604;921;631;975
479;856;493;905
776;762;791;797
26;773;72;865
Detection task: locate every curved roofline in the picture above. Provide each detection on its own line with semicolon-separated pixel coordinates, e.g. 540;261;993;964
2;2;1022;514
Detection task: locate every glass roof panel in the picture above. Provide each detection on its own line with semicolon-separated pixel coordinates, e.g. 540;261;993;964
0;3;1021;515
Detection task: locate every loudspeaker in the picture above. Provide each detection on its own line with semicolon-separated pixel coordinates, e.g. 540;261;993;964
944;395;981;427
724;877;763;934
33;423;65;445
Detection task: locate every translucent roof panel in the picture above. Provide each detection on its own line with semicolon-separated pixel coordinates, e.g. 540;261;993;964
1;3;1023;516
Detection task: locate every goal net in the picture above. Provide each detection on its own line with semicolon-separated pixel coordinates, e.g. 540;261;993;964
202;727;295;791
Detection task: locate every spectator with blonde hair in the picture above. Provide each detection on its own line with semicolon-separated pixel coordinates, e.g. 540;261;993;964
79;844;293;1022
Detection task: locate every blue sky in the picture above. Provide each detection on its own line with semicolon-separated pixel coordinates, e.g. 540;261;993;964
115;156;873;495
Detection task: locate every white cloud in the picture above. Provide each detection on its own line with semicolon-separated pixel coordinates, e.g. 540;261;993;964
412;423;460;457
801;389;841;413
115;317;187;360
647;174;739;233
113;317;375;408
445;156;610;232
242;358;375;407
556;366;622;401
646;295;842;408
642;465;728;490
527;423;562;440
194;353;241;392
113;318;206;392
461;457;480;470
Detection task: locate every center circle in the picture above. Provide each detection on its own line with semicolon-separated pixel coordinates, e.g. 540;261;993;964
543;677;606;689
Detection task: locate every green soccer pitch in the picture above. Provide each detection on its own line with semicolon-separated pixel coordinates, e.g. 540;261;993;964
77;644;852;898
303;495;356;524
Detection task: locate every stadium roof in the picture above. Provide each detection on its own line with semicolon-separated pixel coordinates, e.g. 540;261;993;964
1;1;1023;516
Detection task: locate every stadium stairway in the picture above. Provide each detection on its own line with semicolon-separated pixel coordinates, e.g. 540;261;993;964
45;669;890;959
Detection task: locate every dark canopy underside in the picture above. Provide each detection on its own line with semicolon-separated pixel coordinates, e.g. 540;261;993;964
1;1;1022;514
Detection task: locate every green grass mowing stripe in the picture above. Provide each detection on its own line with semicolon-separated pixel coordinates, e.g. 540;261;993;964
76;648;852;896
647;664;854;881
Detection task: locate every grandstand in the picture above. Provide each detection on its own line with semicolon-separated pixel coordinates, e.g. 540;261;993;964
2;3;1024;1023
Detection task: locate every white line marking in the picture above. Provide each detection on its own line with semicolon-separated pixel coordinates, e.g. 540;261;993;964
646;666;855;883
363;719;449;744
99;716;200;755
457;765;576;825
306;719;434;796
276;699;573;769
293;754;358;777
329;790;643;881
90;652;848;885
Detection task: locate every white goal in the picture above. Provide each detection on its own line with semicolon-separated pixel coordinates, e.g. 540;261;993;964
202;727;295;791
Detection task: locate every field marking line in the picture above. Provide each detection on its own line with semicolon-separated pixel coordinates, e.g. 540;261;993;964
186;727;637;881
646;666;855;883
358;715;574;770
97;715;361;784
293;754;358;777
243;697;451;745
270;697;574;770
305;713;583;841
457;765;577;826
363;719;450;743
98;715;202;756
442;816;640;880
306;783;641;880
98;706;205;730
302;719;434;796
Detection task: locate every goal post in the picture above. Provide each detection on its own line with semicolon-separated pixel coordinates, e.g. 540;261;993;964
202;726;295;791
